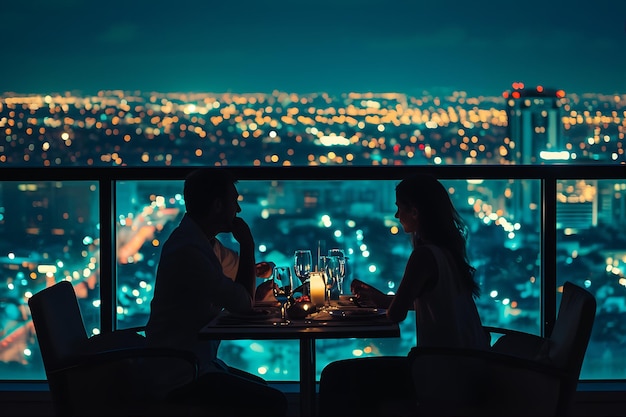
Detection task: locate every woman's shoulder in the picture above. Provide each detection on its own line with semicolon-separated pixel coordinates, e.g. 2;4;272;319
415;244;453;261
409;244;455;275
406;245;439;274
411;244;444;259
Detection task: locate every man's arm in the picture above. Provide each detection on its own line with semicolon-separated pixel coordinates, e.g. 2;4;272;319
229;217;256;300
212;238;239;281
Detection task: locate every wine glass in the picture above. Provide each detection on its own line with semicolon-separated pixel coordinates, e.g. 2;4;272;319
319;255;336;307
272;266;293;323
293;249;312;285
327;249;346;296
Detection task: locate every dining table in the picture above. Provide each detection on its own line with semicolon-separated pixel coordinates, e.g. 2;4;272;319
198;299;401;417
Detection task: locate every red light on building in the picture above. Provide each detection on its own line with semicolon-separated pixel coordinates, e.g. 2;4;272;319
556;89;566;98
536;85;544;93
512;91;521;99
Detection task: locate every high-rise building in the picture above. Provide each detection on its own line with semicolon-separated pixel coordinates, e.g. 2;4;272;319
504;84;568;228
504;83;567;164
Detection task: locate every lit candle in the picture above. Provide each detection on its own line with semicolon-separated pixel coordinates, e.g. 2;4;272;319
309;271;326;306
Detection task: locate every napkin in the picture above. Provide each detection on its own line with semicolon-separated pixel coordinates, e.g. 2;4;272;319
309;310;333;321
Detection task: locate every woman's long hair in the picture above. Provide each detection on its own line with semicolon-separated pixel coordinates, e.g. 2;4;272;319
395;174;480;298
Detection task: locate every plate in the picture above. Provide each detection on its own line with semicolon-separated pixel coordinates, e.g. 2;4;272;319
328;308;386;320
219;308;280;324
255;300;281;308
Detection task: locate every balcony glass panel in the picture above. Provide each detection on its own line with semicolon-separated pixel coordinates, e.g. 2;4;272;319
0;181;99;380
115;178;542;381
2;175;623;381
556;179;626;379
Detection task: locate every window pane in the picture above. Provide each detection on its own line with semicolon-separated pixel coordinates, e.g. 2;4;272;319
116;180;184;328
116;178;543;381
0;181;99;380
463;179;542;335
556;179;626;379
4;176;622;381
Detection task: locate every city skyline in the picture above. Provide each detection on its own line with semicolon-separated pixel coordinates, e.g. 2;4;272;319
1;89;623;167
0;91;624;381
3;0;626;96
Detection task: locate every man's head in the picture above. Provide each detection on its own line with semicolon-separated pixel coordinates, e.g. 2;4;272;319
183;168;241;229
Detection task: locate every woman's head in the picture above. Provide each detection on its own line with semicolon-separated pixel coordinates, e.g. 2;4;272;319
394;174;458;240
396;175;465;243
395;174;479;297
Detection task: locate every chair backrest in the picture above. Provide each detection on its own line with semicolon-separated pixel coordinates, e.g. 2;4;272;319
540;281;596;414
543;281;596;372
28;280;89;373
410;281;596;416
28;280;200;416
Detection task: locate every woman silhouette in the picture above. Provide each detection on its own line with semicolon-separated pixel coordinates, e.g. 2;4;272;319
318;174;489;416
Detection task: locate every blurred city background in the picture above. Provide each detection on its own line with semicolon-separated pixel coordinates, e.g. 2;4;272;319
1;0;625;384
0;87;624;382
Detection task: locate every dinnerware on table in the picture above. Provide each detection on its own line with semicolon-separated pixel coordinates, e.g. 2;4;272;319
272;266;294;323
318;255;335;307
294;250;312;284
286;300;317;319
218;308;281;324
327;307;386;320
327;248;347;296
293;249;312;298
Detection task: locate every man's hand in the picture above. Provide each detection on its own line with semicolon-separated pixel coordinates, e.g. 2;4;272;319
230;217;254;247
255;280;278;301
256;261;275;278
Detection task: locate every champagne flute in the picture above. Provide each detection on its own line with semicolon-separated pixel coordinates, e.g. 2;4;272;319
272;266;293;323
328;248;346;296
319;255;336;308
293;249;312;300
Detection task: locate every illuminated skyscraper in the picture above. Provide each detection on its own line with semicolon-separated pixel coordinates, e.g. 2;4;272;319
504;83;567;164
504;84;568;227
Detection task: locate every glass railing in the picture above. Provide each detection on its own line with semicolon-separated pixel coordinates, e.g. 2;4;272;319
0;165;624;382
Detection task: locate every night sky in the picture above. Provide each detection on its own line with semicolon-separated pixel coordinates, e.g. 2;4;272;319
3;0;626;96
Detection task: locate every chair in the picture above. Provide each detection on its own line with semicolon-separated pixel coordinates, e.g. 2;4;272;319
28;280;200;416
410;281;596;416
